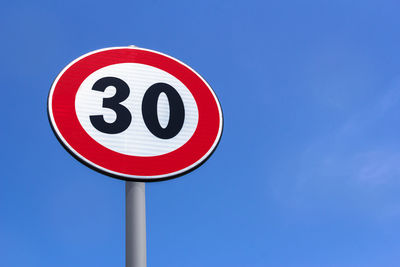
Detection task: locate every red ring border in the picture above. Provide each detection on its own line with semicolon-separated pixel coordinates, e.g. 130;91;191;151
48;47;222;180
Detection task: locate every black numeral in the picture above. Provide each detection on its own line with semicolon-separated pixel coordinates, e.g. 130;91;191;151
142;83;185;139
90;77;132;134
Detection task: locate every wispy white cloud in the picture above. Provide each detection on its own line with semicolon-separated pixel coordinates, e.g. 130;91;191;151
268;76;400;223
354;151;400;186
299;77;400;185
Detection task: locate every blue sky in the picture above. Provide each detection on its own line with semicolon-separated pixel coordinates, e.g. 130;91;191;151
2;0;400;266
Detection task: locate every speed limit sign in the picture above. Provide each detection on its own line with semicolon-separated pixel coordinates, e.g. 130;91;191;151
48;46;223;181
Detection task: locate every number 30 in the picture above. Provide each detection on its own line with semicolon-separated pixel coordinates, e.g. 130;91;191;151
89;77;185;139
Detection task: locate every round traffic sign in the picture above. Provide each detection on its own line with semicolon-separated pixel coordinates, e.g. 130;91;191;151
48;47;223;181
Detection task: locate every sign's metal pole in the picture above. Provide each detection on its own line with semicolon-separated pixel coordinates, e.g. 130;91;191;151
126;181;147;267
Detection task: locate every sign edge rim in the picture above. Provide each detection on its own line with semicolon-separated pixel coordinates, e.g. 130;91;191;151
48;46;224;181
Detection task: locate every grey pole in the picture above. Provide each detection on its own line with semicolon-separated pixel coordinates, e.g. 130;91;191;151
126;181;147;267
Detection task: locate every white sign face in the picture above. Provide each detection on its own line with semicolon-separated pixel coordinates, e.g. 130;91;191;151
75;63;199;157
48;47;223;181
